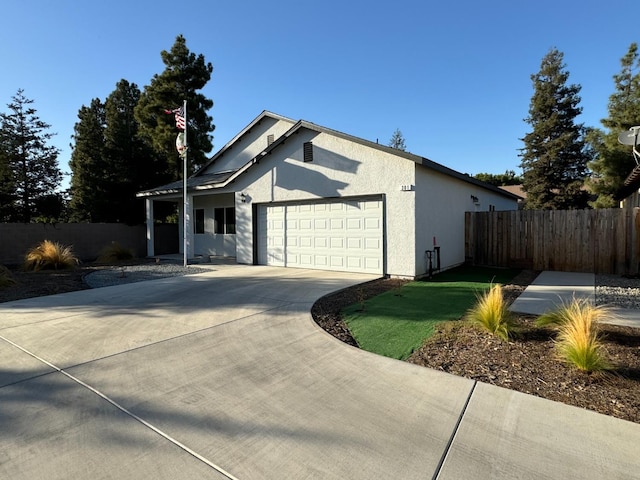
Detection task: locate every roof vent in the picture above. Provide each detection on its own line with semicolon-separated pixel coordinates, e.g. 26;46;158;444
267;134;274;146
303;142;313;162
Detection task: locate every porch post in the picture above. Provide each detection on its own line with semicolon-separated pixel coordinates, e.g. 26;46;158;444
145;198;155;257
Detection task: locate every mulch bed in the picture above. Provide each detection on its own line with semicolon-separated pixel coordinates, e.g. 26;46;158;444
312;271;640;424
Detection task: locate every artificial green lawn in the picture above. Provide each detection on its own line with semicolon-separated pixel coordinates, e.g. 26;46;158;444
342;266;520;360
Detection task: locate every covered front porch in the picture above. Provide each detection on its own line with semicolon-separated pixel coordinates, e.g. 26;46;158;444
142;190;239;262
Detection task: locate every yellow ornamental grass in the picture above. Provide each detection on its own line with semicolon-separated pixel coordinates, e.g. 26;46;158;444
24;240;79;271
465;284;514;341
536;299;610;372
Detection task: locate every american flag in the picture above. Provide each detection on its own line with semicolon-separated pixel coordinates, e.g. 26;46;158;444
164;106;186;130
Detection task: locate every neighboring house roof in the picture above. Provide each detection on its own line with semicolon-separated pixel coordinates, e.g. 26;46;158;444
499;185;526;200
138;111;520;201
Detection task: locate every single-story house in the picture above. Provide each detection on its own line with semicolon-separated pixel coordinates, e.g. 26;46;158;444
137;111;519;278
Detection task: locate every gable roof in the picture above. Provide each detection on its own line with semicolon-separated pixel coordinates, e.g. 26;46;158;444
193;110;296;177
138;111;519;200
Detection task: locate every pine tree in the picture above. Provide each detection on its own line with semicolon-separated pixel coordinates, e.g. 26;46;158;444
0;90;62;222
0;146;15;221
68;98;106;222
135;35;215;183
519;48;590;210
388;128;406;151
587;43;640;207
103;80;154;224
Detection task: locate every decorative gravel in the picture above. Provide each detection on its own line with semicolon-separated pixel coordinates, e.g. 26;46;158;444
84;264;210;288
596;274;640;308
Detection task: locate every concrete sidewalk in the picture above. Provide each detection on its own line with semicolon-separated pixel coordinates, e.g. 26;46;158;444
1;267;639;479
509;270;640;328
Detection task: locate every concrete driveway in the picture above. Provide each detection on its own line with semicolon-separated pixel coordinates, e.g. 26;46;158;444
1;266;639;479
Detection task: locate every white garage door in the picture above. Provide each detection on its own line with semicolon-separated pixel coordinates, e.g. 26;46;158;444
258;198;383;274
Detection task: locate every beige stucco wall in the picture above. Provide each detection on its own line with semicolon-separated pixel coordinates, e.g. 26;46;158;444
414;167;518;275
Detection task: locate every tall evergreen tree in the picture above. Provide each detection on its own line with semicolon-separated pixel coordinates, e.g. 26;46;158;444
519;48;590;210
388;128;407;151
68;98;106;222
103;80;154;224
0;146;15;221
0;90;62;222
587;43;640;207
135;35;215;183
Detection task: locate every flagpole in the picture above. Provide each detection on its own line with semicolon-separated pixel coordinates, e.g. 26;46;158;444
183;99;188;268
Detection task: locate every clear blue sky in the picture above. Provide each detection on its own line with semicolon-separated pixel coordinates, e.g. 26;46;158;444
1;0;637;191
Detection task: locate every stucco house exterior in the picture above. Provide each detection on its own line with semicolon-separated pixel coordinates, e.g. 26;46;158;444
137;111;518;278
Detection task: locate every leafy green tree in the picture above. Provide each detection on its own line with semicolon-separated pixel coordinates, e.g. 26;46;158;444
68;98;106;222
0;90;62;222
587;43;640;207
474;170;523;186
388;128;406;151
135;35;215;182
519;48;590;210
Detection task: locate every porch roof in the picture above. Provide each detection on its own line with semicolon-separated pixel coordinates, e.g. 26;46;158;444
137;170;239;197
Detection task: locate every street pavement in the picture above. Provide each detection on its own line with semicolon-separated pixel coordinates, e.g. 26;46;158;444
1;266;639;479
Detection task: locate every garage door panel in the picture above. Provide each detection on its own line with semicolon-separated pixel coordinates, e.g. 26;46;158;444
365;238;381;250
258;198;383;274
331;237;344;248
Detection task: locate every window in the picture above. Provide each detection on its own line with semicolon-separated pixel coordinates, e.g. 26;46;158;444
214;207;236;234
489;205;496;212
225;207;236;234
214;208;224;234
194;209;205;234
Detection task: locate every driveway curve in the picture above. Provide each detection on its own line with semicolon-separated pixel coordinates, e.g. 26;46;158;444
1;266;638;479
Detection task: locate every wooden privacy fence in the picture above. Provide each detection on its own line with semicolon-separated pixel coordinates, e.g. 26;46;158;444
465;208;640;275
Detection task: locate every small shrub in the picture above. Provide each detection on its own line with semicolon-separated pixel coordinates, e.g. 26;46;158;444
536;299;610;372
24;240;79;271
97;242;134;264
0;265;17;288
465;284;514;341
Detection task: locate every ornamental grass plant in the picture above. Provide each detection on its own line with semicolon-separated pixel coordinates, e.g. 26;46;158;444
0;265;17;288
97;241;134;263
536;299;611;372
24;240;79;271
465;284;514;341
